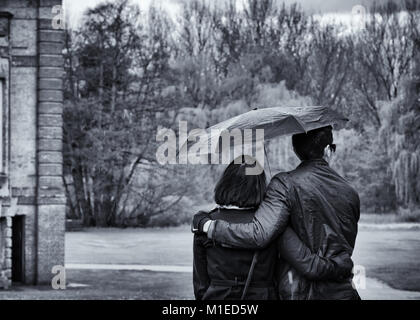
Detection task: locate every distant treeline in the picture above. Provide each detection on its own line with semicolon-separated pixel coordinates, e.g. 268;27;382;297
63;0;420;227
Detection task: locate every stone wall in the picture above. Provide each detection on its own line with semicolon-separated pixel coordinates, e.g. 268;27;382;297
0;0;65;287
0;217;11;288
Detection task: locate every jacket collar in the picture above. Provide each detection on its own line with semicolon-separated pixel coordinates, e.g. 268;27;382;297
299;158;329;167
216;205;255;211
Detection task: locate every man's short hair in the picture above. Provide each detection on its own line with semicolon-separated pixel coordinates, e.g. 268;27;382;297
292;125;334;160
214;156;266;208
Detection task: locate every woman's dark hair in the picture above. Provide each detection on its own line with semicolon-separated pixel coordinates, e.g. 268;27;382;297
292;125;335;160
214;156;267;208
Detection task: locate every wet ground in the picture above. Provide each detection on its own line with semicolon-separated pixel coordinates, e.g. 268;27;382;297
0;225;419;300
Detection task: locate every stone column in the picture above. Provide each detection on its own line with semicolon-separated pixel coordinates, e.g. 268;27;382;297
36;0;65;284
0;10;12;288
0;217;12;289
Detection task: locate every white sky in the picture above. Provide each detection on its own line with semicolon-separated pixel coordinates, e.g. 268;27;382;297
64;0;184;27
63;0;392;29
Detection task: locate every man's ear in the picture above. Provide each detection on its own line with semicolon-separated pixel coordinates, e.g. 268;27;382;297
323;145;332;161
293;146;303;161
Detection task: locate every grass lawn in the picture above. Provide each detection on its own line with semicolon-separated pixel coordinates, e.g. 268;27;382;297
66;226;192;265
353;228;420;292
359;213;420;224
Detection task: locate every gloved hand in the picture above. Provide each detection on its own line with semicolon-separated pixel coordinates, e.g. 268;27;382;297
191;211;211;234
330;252;354;281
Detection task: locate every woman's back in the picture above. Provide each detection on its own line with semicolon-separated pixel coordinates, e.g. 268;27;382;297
193;207;277;300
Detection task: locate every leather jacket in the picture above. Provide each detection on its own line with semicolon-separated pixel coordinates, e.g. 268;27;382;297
208;159;360;300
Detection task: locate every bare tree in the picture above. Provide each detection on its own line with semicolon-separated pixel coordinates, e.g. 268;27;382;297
352;1;415;125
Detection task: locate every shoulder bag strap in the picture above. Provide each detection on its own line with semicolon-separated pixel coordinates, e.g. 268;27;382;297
241;251;260;300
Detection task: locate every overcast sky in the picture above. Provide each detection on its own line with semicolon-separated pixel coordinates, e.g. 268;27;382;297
63;0;396;27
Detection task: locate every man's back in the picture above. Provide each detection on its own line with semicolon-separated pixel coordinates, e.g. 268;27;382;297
285;159;360;254
276;158;360;299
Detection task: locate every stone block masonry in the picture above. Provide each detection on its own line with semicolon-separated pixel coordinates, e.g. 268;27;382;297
37;0;66;285
0;0;65;287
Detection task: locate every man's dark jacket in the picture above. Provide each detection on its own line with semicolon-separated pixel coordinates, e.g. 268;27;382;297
208;159;360;300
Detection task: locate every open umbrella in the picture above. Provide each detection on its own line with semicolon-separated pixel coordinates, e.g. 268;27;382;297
179;106;348;175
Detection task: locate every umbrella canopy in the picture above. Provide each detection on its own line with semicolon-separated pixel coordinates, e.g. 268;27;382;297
180;105;348;157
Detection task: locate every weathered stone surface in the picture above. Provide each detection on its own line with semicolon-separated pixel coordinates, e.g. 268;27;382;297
40;0;63;6
38;78;63;90
11;187;36;197
39;114;63;127
11;56;37;67
17;196;36;205
36;204;65;284
38;102;63;114
38;5;64;19
10;67;37;188
38;89;63;103
39;126;63;140
38;188;65;198
38;19;54;30
0;0;38;8
10;19;37;56
38;176;64;189
38;30;64;43
38;163;62;176
4;269;11;278
4;227;11;238
39;42;63;55
1;0;65;289
38;139;62;151
39;55;63;67
37;196;66;205
38;67;64;78
0;7;37;19
38;151;63;164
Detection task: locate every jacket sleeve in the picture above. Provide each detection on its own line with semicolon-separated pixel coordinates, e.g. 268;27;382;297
208;174;292;249
193;234;210;300
278;227;353;281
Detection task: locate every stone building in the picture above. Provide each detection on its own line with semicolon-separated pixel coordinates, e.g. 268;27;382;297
0;0;65;288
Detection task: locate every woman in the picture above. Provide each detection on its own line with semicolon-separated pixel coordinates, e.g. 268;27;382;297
193;155;352;300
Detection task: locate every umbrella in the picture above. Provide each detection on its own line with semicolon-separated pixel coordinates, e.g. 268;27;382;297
179;106;348;175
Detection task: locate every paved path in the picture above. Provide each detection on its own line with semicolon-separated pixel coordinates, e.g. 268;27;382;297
65;262;420;300
66;263;192;273
361;278;420;300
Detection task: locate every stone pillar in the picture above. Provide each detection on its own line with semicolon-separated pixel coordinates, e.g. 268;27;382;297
0;217;12;289
36;0;65;284
0;9;13;288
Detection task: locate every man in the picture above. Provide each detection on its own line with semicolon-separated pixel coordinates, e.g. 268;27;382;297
192;126;360;300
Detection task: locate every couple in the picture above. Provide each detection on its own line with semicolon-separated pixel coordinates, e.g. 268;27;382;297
191;126;360;300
